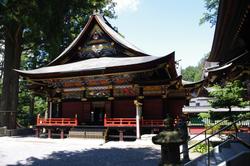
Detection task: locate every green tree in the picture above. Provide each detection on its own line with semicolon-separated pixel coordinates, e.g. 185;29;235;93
182;53;209;82
209;81;249;111
209;80;250;130
17;81;47;127
182;66;199;82
200;0;219;27
0;0;115;129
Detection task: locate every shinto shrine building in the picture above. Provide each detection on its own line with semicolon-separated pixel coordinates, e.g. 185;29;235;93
16;14;187;140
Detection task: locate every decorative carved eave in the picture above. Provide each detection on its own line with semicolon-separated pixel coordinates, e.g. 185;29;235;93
48;14;151;66
205;50;250;85
16;52;176;80
206;65;250;85
42;83;184;100
182;80;204;89
15;14;181;100
209;0;250;64
182;80;204;99
167;89;186;99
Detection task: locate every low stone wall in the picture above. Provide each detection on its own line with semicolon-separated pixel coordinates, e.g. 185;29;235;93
0;126;7;136
1;128;34;136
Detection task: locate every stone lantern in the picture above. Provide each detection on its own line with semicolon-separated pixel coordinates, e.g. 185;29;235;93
152;116;184;166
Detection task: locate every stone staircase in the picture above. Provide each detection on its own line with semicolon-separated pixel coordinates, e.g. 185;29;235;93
68;126;107;139
185;133;250;166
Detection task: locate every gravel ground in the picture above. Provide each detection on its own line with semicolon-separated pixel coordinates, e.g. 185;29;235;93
0;134;204;166
0;135;161;166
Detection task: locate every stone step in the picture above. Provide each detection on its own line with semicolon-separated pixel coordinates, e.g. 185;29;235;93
230;142;250;154
197;152;225;166
68;129;106;139
185;140;236;166
212;148;224;164
237;132;250;145
220;147;237;159
196;160;207;166
225;151;250;166
185;134;250;166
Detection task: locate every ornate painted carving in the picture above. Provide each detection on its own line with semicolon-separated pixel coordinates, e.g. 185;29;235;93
62;92;81;99
86;89;110;98
77;25;117;59
114;86;139;97
143;86;162;96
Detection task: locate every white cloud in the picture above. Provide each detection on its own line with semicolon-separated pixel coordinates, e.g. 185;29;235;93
113;0;140;14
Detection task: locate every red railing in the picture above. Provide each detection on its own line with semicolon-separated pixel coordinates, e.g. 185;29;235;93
36;114;78;127
104;114;164;127
104;117;136;127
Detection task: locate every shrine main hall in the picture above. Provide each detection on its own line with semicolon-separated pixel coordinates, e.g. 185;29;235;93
16;14;188;140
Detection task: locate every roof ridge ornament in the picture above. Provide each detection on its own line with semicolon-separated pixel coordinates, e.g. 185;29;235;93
93;9;99;15
93;9;103;17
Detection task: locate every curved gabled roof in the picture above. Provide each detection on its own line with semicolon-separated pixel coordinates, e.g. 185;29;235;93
182;79;204;86
95;15;147;54
16;52;176;79
208;0;249;64
49;14;150;66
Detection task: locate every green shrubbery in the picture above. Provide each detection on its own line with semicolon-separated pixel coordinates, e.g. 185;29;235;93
193;142;211;154
205;123;221;134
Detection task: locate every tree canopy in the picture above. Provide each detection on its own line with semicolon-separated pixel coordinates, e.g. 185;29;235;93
0;0;116;128
181;53;208;82
209;80;250;111
181;66;202;82
200;0;219;27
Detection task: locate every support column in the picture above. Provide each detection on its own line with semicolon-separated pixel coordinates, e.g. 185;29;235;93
44;110;48;120
162;85;168;118
110;100;114;118
180;116;190;162
60;129;64;139
49;101;52;118
36;127;40;138
119;129;124;141
45;98;49;119
56;102;60;117
48;129;52;138
134;100;142;139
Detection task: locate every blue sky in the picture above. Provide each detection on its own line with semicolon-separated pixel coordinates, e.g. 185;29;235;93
107;0;215;68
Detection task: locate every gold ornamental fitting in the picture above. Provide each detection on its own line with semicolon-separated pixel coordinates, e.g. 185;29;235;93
108;96;114;100
81;98;87;101
138;96;144;99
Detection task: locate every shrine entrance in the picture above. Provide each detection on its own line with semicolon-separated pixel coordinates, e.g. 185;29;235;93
91;101;105;125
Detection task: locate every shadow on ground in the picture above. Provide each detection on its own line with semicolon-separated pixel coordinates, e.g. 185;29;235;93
12;147;160;166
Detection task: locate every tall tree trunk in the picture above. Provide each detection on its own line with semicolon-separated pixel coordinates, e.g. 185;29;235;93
0;22;22;129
